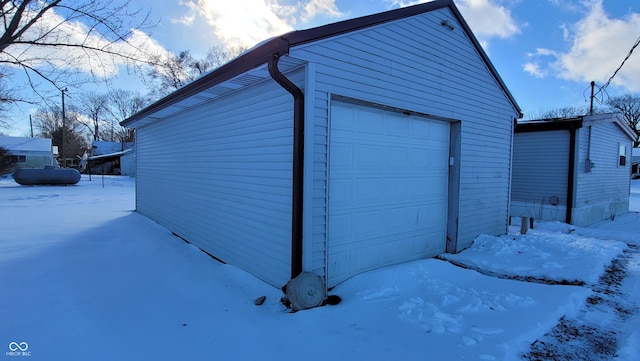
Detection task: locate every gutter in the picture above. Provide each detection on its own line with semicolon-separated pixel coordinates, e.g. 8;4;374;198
268;52;304;280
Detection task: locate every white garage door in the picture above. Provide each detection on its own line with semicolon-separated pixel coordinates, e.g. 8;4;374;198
328;101;450;287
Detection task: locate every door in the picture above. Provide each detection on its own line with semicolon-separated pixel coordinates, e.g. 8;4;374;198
328;101;450;286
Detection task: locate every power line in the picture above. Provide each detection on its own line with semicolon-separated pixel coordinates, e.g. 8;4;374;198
600;35;640;91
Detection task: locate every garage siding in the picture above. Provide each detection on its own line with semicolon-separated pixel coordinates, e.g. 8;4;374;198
512;131;570;205
298;7;517;259
573;121;633;224
576;122;632;207
136;75;300;287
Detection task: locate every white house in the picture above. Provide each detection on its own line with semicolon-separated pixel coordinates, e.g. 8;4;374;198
121;0;521;296
511;113;636;227
0;136;54;169
632;147;639;178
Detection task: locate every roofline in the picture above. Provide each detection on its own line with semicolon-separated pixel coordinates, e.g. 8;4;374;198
516;113;638;141
122;0;521;127
121;38;290;127
516;117;584;133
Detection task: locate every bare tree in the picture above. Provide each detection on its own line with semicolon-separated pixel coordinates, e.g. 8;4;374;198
535;106;591;120
146;50;193;98
607;94;640;146
0;0;154;120
105;88;148;142
33;104;88;162
78;92;108;141
0;146;15;175
146;45;247;98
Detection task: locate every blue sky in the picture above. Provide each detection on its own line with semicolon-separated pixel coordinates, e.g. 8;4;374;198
3;0;640;136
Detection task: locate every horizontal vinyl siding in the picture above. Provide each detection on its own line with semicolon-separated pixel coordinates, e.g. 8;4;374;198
512;131;570;205
575;122;632;209
136;75;298;288
295;7;517;253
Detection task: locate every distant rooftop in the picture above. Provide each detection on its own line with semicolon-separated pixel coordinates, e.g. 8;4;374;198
0;136;52;152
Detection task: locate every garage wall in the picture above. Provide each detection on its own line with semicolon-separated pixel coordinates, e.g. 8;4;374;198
293;7;518;259
573;121;632;225
510;130;570;221
136;72;304;288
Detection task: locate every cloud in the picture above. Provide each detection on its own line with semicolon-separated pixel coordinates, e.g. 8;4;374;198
176;0;344;48
455;0;521;40
0;7;167;80
523;62;545;78
385;0;521;46
526;0;640;92
302;0;344;21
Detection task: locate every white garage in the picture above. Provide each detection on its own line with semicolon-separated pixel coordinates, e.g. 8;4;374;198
328;102;450;286
122;0;522;305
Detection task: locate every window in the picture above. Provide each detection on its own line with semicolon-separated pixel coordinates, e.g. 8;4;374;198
11;155;26;163
619;145;627;166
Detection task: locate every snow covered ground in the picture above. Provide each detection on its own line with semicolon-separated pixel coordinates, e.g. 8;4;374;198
1;175;638;361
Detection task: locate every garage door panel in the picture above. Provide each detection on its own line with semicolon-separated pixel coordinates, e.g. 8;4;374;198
328;212;352;239
328;178;353;210
330;143;353;170
355;144;383;170
383;178;409;201
353;210;386;237
385;146;410;169
354;178;383;206
328;102;449;287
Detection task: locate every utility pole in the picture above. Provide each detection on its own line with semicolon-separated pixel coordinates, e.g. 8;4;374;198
589;81;595;115
61;88;67;167
29;114;34;138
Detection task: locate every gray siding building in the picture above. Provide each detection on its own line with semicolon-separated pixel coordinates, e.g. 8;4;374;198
512;113;636;227
122;0;521;292
0;136;54;169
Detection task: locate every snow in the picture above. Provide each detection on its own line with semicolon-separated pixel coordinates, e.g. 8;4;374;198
1;175;639;361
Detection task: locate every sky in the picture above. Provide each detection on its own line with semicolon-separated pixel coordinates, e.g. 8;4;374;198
2;0;640;136
0;174;638;360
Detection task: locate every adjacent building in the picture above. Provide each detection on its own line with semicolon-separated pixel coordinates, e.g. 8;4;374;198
512;113;636;227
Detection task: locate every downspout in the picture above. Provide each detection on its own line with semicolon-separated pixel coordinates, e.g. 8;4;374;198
566;127;577;224
268;53;304;279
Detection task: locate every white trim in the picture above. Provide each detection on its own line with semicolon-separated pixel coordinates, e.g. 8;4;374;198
302;61;316;274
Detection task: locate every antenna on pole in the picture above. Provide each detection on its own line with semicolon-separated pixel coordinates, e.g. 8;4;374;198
589;81;595;115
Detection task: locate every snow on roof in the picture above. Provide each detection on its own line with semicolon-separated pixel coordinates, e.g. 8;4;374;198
88;148;133;160
0;136;52;152
91;141;133;156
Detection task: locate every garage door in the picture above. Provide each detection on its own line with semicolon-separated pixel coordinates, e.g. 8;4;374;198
328;101;450;287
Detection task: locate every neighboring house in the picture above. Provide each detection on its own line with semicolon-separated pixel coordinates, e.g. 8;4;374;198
121;0;521;292
88;149;135;176
91;141;133;156
0;136;54;169
632;147;639;179
511;113;636;227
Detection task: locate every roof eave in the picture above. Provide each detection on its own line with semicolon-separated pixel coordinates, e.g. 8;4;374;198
121;38;290;128
122;0;523;127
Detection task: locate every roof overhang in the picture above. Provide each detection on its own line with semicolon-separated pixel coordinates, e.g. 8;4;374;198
88;148;134;160
122;0;522;129
516;113;637;141
515;117;584;133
